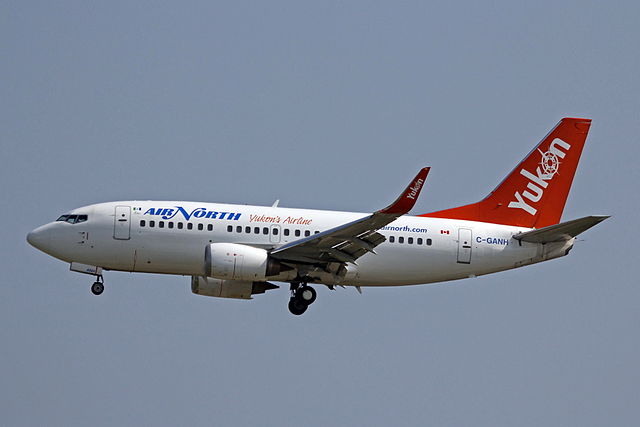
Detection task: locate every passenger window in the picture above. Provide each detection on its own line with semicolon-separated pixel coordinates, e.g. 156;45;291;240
315;231;320;234
76;215;88;224
408;237;414;244
168;222;174;229
207;224;213;231
305;230;311;237
427;238;432;246
227;225;233;232
149;220;155;227
178;222;183;229
284;229;290;236
187;223;193;230
236;226;242;233
389;236;395;243
263;227;268;235
398;237;404;243
159;221;165;228
198;224;204;231
295;230;301;237
245;226;251;233
273;228;279;235
417;238;423;245
140;220;146;227
254;227;260;234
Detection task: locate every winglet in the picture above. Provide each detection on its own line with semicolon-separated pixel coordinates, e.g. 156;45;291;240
377;167;430;215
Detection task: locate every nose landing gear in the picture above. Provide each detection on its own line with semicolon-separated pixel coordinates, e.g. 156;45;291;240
288;283;317;315
91;275;105;295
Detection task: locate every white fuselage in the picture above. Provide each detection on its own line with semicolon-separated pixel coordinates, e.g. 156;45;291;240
28;201;574;287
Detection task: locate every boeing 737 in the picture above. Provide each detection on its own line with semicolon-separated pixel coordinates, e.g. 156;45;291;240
27;118;608;315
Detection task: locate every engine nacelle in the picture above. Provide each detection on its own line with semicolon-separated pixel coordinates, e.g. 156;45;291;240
204;243;283;281
191;276;278;300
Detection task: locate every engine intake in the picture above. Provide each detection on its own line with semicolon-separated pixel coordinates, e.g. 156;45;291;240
204;243;284;281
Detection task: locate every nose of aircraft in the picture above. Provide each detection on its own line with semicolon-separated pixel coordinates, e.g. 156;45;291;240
27;225;51;252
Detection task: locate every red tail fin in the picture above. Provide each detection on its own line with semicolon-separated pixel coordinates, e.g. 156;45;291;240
420;118;592;228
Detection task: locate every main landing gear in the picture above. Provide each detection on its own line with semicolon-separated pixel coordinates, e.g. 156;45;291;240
288;283;317;315
91;275;105;296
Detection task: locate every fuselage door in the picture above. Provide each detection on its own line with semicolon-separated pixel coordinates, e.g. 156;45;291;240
457;228;472;264
114;205;131;240
270;224;281;244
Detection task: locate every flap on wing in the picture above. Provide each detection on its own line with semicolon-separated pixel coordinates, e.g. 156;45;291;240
513;215;609;243
270;214;386;263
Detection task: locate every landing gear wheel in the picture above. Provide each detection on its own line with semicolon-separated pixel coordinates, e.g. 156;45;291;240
91;281;104;296
288;297;308;315
297;286;317;305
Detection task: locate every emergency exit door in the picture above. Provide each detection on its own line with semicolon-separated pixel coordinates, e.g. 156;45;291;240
457;228;472;264
113;206;131;240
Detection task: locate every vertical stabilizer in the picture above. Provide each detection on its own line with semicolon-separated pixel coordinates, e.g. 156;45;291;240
420;118;592;228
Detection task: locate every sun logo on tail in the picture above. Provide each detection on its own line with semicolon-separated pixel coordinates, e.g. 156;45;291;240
538;148;561;176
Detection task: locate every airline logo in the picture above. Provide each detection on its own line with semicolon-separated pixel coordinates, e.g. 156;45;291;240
508;138;571;216
143;207;242;221
407;178;424;200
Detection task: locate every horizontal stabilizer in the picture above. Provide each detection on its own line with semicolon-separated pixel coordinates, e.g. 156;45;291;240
513;215;609;243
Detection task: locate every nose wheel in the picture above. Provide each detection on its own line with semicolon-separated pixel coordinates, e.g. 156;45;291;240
288;283;317;315
91;276;104;295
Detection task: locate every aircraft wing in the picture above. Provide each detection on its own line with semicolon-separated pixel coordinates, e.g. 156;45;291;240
270;168;430;264
513;215;610;243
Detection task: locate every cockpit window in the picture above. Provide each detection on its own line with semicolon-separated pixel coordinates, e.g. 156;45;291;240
56;214;88;224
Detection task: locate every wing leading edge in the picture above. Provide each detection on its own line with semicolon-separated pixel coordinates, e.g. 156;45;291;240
270;167;430;265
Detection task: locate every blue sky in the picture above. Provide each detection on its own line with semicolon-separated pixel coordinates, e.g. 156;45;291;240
2;1;638;426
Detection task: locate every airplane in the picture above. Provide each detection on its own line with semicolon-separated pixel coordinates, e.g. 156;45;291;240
27;118;608;315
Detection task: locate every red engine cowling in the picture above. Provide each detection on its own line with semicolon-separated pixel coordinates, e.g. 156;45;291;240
204;243;283;281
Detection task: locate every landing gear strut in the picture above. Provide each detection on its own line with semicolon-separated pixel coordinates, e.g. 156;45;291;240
91;275;104;296
288;283;317;315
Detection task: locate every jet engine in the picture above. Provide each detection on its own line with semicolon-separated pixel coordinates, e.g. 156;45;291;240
191;276;279;299
204;243;284;281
